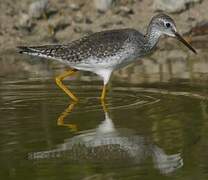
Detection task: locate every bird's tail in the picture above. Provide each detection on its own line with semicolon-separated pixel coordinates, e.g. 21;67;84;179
17;45;62;60
17;46;43;57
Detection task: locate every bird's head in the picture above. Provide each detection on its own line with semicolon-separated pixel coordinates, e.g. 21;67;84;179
149;13;196;54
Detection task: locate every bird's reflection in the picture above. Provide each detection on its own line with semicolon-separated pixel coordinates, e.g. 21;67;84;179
29;101;183;175
57;102;78;132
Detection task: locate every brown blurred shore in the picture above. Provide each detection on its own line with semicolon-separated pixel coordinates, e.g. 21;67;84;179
0;0;208;84
1;0;208;51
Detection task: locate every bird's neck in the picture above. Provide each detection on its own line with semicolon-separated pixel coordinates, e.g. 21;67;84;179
145;25;162;50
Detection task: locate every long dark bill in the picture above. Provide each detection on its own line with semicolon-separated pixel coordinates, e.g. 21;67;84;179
174;32;197;54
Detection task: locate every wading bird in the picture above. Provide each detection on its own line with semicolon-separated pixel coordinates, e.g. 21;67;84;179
18;13;196;102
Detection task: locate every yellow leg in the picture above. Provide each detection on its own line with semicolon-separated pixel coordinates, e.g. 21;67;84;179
55;69;78;102
100;85;107;101
101;100;108;113
57;102;78;132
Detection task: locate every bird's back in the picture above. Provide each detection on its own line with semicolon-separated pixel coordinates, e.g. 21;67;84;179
19;29;144;59
18;28;145;67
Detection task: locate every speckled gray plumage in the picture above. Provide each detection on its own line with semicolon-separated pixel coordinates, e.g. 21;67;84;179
18;28;148;66
18;13;196;87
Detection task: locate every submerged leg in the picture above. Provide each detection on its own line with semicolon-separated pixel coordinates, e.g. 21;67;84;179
101;99;108;112
55;69;78;101
57;102;77;132
100;84;107;101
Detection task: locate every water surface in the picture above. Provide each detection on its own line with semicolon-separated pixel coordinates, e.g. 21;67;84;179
1;76;208;180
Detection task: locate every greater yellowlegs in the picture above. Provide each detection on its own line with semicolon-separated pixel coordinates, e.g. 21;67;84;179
18;13;196;101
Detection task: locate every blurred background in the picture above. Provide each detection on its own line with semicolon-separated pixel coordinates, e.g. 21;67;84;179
0;0;208;84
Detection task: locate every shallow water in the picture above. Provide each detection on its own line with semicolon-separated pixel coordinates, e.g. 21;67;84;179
1;75;208;180
1;49;208;179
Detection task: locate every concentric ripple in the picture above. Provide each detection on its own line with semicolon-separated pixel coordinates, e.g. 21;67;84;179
0;80;158;112
0;79;207;112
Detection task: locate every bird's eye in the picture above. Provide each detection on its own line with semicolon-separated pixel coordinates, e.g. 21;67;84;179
165;22;171;28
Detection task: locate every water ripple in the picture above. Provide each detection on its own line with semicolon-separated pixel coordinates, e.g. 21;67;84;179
1;80;207;112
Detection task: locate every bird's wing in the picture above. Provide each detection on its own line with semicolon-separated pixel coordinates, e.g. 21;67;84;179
18;29;142;64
